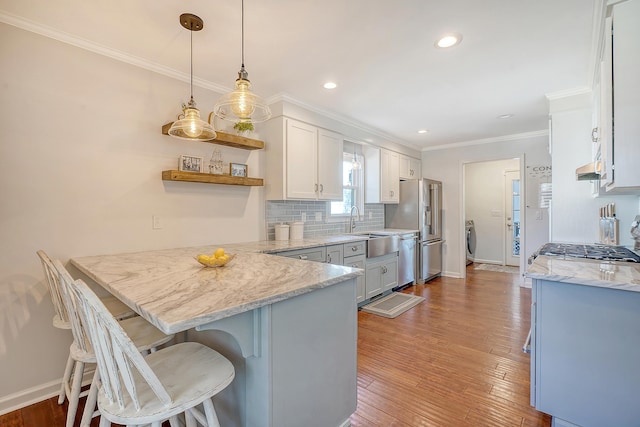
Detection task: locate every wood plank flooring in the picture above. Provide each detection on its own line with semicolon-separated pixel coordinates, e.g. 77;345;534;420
0;266;550;427
351;266;551;427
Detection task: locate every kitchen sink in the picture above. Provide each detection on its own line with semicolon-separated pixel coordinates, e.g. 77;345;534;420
352;232;399;258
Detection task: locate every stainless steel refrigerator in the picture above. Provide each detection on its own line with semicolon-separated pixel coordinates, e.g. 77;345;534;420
385;178;443;283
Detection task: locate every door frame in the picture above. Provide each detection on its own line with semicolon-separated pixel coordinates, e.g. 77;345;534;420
504;169;521;267
460;154;526;284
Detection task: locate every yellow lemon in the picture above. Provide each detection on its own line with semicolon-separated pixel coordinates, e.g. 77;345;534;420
197;254;210;263
214;248;226;259
220;254;230;262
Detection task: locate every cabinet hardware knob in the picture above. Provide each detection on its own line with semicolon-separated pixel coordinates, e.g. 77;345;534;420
351;246;358;251
315;184;318;192
327;254;332;263
299;255;308;260
320;184;324;193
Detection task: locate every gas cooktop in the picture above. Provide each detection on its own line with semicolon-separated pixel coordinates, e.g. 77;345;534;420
535;243;640;263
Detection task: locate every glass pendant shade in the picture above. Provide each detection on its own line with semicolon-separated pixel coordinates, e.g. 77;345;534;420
168;99;216;141
214;67;271;123
168;13;216;142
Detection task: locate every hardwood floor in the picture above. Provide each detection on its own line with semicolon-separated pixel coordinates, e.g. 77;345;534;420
351;266;551;427
1;266;550;427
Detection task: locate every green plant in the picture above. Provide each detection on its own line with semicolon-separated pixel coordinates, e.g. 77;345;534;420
233;121;254;133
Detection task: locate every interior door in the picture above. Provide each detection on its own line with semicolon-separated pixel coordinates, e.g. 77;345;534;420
505;170;520;266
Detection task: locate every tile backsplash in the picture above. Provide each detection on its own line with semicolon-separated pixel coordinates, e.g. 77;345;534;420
266;201;385;240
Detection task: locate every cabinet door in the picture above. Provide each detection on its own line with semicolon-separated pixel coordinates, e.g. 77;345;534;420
326;244;344;265
381;257;398;292
365;263;384;300
399;155;422;179
317;129;343;200
286;119;318;199
381;149;399;203
344;255;365;304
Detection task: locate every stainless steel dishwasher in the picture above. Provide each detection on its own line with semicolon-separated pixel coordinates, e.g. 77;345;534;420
397;232;418;287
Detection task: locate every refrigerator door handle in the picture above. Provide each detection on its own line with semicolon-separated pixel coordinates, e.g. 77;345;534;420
431;184;439;237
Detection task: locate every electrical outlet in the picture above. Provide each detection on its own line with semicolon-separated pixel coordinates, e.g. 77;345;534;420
152;215;162;229
536;210;543;220
301;212;306;222
315;212;322;221
368;211;373;220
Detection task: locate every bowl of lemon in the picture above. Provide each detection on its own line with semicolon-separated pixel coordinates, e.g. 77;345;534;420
196;248;235;268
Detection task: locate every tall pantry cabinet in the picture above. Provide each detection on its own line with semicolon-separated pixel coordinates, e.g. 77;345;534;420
263;117;343;200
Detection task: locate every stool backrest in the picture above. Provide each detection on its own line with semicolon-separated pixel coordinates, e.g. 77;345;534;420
58;267;172;411
51;259;93;354
36;250;69;326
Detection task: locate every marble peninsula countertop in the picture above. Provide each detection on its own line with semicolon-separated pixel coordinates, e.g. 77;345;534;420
71;245;362;334
224;234;369;254
526;255;640;292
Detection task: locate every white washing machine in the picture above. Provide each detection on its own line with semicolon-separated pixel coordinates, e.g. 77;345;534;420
465;220;476;265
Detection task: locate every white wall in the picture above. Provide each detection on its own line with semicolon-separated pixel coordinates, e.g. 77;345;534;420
422;134;551;279
465;159;520;264
550;99;640;246
0;23;266;410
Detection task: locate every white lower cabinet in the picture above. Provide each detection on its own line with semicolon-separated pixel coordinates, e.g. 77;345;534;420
364;253;398;300
276;246;326;262
326;244;344;265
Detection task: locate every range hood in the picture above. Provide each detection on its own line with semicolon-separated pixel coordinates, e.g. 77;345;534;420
575;161;601;181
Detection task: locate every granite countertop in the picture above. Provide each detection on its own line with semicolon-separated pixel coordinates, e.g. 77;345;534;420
71;246;361;334
225;235;369;254
526;255;640;292
224;229;418;254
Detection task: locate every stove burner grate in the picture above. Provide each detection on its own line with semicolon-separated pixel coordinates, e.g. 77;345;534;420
537;243;640;263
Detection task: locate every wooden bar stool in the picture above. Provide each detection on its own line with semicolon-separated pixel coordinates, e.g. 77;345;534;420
66;276;235;427
50;257;176;427
37;250;137;408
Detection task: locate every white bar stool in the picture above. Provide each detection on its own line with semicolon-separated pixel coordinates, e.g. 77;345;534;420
67;276;235;427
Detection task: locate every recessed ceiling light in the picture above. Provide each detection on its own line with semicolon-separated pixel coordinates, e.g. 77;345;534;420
497;114;515;119
323;82;337;89
418;129;429;134
435;33;463;49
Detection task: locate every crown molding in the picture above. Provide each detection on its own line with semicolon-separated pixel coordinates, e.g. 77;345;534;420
422;129;549;152
266;93;421;149
0;10;231;95
545;86;592;101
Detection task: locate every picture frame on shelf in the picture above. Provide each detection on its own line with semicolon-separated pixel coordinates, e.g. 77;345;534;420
230;163;248;177
179;155;203;173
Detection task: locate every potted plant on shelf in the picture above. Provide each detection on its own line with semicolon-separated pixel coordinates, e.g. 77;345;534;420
233;121;254;137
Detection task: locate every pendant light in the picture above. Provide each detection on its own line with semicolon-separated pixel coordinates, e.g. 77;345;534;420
213;0;271;124
168;13;216;141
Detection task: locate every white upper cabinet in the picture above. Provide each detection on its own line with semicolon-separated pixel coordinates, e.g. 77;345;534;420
399;155;422;180
600;0;640;192
364;146;400;204
263;117;343;200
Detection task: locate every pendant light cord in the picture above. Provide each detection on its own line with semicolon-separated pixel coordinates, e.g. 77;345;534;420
241;0;245;68
190;22;194;100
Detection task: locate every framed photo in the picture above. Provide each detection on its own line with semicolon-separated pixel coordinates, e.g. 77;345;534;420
230;163;248;177
179;155;203;173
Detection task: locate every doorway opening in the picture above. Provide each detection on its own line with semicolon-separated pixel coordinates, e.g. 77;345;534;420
462;158;524;280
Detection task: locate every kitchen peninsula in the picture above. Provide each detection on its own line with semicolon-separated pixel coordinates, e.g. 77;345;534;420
71;247;362;427
526;255;640;427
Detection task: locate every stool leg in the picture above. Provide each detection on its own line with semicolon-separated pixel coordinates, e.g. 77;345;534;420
58;354;74;404
98;415;110;427
79;369;100;427
185;410;196;427
66;360;85;427
203;398;221;427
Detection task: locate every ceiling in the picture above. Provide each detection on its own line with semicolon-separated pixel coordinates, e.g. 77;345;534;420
0;0;599;150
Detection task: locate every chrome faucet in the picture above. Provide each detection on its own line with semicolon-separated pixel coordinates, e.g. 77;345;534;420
349;206;360;233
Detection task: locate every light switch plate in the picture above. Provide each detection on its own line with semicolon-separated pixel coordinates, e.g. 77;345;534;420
152;215;162;229
301;212;306;222
315;212;322;221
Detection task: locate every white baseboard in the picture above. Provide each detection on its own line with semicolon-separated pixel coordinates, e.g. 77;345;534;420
0;367;95;416
442;271;462;278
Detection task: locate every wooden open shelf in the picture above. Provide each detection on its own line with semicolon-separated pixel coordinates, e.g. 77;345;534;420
162;170;263;186
161;123;265;150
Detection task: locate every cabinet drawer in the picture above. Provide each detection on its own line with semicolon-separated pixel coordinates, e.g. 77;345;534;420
277;246;327;263
343;241;366;257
